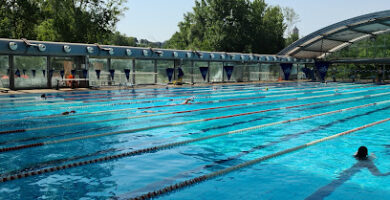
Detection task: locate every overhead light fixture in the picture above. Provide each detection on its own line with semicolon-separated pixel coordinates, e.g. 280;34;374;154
126;49;132;56
8;42;18;51
63;45;71;53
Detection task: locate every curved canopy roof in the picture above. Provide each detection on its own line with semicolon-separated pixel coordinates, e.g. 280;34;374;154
278;10;390;59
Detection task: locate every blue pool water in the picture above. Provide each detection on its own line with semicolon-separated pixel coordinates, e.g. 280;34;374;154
1;82;390;200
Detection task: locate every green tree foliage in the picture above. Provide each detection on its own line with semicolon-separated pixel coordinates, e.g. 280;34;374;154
108;31;138;46
283;7;300;46
0;0;127;44
285;30;299;46
164;0;287;54
328;33;390;59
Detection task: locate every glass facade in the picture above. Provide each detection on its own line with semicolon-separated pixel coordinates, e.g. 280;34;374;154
14;56;47;89
0;56;9;88
0;55;307;89
111;59;132;84
135;59;155;84
209;61;223;82
193;61;209;83
89;58;109;86
181;60;193;83
156;60;174;84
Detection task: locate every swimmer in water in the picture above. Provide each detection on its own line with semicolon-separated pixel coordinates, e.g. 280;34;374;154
141;110;155;113
182;97;195;104
305;146;390;200
41;94;47;100
62;110;76;115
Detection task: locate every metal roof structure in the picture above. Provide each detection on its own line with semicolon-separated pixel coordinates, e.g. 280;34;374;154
278;10;390;59
0;38;313;64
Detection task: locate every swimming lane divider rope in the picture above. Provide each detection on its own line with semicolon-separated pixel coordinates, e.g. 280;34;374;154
0;81;298;101
80;84;377;103
1;84;385;115
0;82;347;101
0;85;273;104
4;86;387;123
129;117;390;200
0;83;357;106
2;88;390;136
0;100;333;151
3;98;387;179
0;84;314;108
1;99;389;183
0;81;325;100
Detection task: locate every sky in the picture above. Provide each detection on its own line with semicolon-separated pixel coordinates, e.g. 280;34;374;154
116;0;390;42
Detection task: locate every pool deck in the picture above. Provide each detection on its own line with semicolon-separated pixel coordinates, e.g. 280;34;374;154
0;80;309;95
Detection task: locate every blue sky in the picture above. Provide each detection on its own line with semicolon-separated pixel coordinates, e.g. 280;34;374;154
116;0;390;42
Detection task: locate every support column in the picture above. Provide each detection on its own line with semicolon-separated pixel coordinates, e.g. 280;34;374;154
241;64;244;82
207;61;210;83
222;62;225;83
9;55;15;90
154;60;158;84
47;56;51;88
191;61;194;84
132;59;136;85
259;63;261;81
84;56;89;87
107;58;111;85
382;65;385;84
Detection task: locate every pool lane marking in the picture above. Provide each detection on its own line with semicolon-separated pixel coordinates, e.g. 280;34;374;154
0;82;281;100
4;97;388;178
2;95;390;152
0;84;385;116
0;84;328;108
0;90;367;155
0;100;330;150
121;103;390;199
0;83;360;107
0;82;321;103
0;83;380;116
3;85;387;124
129;117;390;200
1;86;389;135
1;100;389;183
0;85;275;104
81;84;375;103
0;81;333;100
2;87;390;136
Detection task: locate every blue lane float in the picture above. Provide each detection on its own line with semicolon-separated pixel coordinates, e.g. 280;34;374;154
199;67;209;81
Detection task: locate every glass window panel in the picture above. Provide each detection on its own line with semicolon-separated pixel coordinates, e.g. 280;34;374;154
135;59;155;84
0;56;9;88
156;60;174;84
89;58;108;86
14;56;47;89
111;59;132;84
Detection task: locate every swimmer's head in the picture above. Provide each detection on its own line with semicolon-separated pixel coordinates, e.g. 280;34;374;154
355;146;368;160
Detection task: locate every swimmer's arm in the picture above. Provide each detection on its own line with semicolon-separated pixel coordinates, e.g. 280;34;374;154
367;162;390;176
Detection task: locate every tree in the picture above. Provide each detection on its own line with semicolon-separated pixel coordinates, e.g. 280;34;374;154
0;0;41;39
164;0;287;54
108;31;137;46
0;0;128;44
285;27;299;46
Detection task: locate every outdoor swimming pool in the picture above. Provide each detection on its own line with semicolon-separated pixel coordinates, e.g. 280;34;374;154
1;82;390;200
